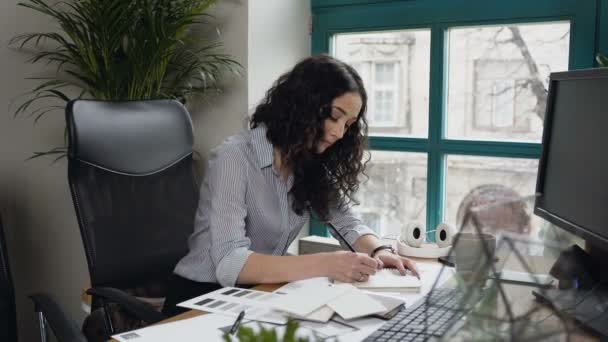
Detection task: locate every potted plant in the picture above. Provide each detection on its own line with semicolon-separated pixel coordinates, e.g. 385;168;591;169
10;0;241;160
224;320;326;342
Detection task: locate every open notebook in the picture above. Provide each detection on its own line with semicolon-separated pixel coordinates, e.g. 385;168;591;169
337;268;422;292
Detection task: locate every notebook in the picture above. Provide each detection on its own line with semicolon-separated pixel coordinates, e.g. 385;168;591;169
337;268;422;293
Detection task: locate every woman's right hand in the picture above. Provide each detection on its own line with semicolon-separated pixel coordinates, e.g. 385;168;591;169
320;251;380;283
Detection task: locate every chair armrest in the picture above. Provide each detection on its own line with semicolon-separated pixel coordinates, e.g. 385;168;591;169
86;287;166;324
29;293;87;342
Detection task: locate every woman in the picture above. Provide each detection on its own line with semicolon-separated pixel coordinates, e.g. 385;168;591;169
162;55;418;316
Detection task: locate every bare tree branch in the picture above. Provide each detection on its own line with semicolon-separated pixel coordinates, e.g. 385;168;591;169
507;26;548;120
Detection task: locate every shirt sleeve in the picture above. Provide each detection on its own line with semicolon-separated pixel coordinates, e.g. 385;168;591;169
206;143;253;287
327;205;378;249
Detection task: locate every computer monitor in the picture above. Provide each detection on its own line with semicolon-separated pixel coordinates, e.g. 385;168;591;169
532;68;608;338
534;68;608;252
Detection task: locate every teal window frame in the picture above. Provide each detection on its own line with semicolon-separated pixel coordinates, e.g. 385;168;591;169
310;0;603;238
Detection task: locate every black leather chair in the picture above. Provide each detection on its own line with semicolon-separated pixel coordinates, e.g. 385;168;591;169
66;100;199;337
1;213;85;342
0;214;17;342
30;293;87;342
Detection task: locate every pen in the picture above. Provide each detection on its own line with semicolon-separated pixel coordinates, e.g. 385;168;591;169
411;263;421;280
326;222;356;252
229;310;245;335
328;222;421;280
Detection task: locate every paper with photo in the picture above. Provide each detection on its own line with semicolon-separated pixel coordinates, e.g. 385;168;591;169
178;287;287;324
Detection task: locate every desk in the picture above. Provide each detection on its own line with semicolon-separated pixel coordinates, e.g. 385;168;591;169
107;258;599;342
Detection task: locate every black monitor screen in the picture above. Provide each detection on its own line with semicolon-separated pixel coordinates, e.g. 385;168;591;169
535;68;608;249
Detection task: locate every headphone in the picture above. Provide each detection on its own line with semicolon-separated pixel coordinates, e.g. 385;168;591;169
396;222;455;258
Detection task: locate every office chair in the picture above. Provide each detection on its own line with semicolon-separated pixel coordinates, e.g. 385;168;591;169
30;293;87;342
0;214;18;342
66;100;199;337
1;213;85;342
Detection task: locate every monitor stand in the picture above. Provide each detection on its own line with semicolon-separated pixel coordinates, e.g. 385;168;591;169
532;242;608;338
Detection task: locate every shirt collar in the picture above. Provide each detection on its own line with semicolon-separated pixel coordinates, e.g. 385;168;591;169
251;124;273;169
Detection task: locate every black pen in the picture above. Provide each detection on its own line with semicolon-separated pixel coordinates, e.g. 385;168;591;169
229;310;245;335
326;222;356;252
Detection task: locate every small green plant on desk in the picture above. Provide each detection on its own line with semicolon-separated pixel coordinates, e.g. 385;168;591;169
223;319;333;342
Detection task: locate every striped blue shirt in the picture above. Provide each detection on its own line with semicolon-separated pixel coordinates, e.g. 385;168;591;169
174;125;377;287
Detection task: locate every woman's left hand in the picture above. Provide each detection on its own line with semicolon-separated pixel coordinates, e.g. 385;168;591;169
375;250;420;278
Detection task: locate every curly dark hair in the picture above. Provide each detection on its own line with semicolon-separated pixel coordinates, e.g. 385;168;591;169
250;55;369;221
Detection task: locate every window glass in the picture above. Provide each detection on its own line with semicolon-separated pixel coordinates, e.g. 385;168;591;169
445;155;541;238
353;151;428;237
446;22;570;142
334;29;431;137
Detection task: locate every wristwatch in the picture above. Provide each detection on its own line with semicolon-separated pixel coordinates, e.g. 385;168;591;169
370;244;395;258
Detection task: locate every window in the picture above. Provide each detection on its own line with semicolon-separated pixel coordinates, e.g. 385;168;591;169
354;151;428;236
373;62;399;126
351;60;400;127
334;30;431;137
311;0;598;239
449;22;570;142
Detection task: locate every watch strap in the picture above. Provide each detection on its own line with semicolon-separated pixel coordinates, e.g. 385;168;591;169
370;245;395;258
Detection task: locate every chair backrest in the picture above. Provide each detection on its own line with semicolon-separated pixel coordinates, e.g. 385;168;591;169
0;214;18;342
66;100;199;290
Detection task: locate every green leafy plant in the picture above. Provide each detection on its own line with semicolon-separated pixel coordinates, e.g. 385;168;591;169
10;0;241;159
223;320;334;342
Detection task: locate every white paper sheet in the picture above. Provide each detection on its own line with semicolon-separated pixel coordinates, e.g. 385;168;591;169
112;313;324;342
112;313;234;342
327;287;387;320
398;262;455;305
363;292;406;314
297;319;358;337
339;268;422;292
269;281;354;317
288;305;335;323
237;321;330;341
272;277;333;294
273;277;335;322
178;287;288;324
331;316;386;341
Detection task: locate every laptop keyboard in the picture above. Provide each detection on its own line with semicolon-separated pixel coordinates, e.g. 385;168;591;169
363;288;475;342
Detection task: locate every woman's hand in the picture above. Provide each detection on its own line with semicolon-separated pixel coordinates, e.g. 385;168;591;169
375;251;420;278
321;251;380;283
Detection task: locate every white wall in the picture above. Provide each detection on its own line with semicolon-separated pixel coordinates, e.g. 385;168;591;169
248;0;312;253
248;0;311;110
